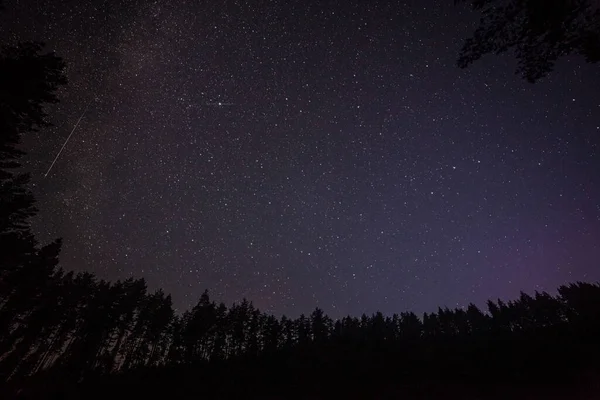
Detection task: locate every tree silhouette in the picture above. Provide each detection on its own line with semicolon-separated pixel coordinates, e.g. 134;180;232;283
0;38;67;382
107;278;147;371
209;302;228;361
310;307;332;344
0;42;67;290
0;257;599;399
456;0;600;82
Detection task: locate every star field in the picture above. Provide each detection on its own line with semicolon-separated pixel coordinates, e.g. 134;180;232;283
1;0;599;317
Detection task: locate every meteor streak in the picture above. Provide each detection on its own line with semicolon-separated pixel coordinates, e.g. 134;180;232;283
44;98;94;178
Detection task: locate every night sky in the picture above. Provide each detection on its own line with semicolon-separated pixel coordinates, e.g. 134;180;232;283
1;0;599;317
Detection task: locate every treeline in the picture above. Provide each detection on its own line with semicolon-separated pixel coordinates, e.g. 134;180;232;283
3;266;600;384
3;271;600;398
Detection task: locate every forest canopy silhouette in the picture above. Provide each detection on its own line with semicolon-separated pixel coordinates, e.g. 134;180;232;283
456;0;600;82
1;1;600;400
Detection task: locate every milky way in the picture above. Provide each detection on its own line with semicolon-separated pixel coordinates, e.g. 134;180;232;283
1;0;599;317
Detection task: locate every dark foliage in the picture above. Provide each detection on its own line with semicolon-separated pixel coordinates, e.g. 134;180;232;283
456;0;600;82
0;42;67;160
1;267;600;399
0;41;67;289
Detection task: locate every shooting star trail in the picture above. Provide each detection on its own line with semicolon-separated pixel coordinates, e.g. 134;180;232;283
44;98;94;178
